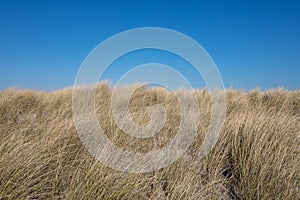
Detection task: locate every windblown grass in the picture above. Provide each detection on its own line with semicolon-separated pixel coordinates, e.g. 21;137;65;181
0;83;299;199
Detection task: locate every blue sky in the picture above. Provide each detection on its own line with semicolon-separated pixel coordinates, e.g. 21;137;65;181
0;0;299;90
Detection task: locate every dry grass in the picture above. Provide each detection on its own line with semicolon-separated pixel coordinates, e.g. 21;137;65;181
0;83;299;199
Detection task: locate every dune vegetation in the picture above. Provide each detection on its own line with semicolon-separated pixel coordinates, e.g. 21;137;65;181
0;83;299;199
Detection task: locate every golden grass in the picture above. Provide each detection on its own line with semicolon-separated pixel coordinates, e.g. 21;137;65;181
0;83;299;199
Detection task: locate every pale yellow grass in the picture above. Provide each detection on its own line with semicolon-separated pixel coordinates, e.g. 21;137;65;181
0;83;299;199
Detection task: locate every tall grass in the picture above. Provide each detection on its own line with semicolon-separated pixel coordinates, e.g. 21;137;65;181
0;83;299;199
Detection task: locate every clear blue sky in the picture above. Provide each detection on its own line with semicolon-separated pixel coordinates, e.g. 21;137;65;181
0;0;299;90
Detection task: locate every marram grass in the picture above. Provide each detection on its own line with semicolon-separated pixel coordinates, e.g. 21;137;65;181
0;83;299;199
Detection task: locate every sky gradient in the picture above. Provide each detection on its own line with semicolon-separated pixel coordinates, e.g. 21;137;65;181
0;0;299;90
